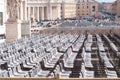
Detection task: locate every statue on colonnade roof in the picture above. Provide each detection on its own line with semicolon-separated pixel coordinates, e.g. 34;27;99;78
7;0;22;22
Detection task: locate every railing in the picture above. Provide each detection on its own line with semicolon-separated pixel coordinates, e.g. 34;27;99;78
0;74;120;80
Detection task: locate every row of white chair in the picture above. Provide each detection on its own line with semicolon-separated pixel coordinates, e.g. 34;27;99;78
54;63;71;78
99;52;114;68
63;47;78;68
96;34;105;52
72;34;85;52
0;33;120;78
82;48;93;68
105;69;118;78
84;34;93;52
103;34;118;52
80;63;94;78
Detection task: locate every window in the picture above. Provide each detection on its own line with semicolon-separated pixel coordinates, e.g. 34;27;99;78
87;6;89;9
0;34;5;39
92;6;95;11
0;12;3;25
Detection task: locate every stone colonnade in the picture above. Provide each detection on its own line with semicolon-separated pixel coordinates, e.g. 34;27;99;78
25;3;61;21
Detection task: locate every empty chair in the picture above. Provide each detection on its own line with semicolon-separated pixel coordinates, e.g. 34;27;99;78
35;63;50;77
105;69;118;78
72;34;85;52
110;43;118;52
0;69;8;78
16;64;29;75
42;57;56;69
97;43;105;52
84;41;92;52
82;48;93;68
54;63;71;78
2;70;9;78
104;62;114;69
28;66;37;77
96;34;103;43
63;47;78;68
8;67;28;78
21;60;34;69
50;48;63;59
81;63;94;78
87;34;93;43
99;51;114;68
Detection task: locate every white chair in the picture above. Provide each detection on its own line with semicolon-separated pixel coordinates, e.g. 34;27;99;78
97;43;105;52
2;70;9;78
105;70;118;78
81;63;94;78
0;70;8;78
96;34;103;43
22;60;34;69
63;47;78;68
54;64;71;78
8;67;27;78
35;63;50;77
42;57;56;69
16;65;29;75
28;66;37;77
51;48;63;59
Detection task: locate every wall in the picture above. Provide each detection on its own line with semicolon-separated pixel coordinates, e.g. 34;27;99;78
62;3;76;19
21;21;31;37
40;27;120;35
0;0;6;43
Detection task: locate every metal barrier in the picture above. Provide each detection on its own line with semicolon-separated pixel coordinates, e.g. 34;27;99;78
0;74;120;80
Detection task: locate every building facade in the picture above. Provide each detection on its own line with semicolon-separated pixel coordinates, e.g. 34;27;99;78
0;0;99;21
76;0;98;18
113;0;120;17
26;0;62;21
0;0;7;43
25;0;98;21
62;0;76;19
0;0;98;24
0;0;99;43
102;3;114;15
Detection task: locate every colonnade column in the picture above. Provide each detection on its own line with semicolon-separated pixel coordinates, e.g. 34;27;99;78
47;5;49;20
37;7;40;21
57;5;61;19
41;7;44;20
32;7;35;18
27;6;31;21
24;1;27;20
47;4;52;20
50;5;52;20
20;1;23;20
22;1;26;20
